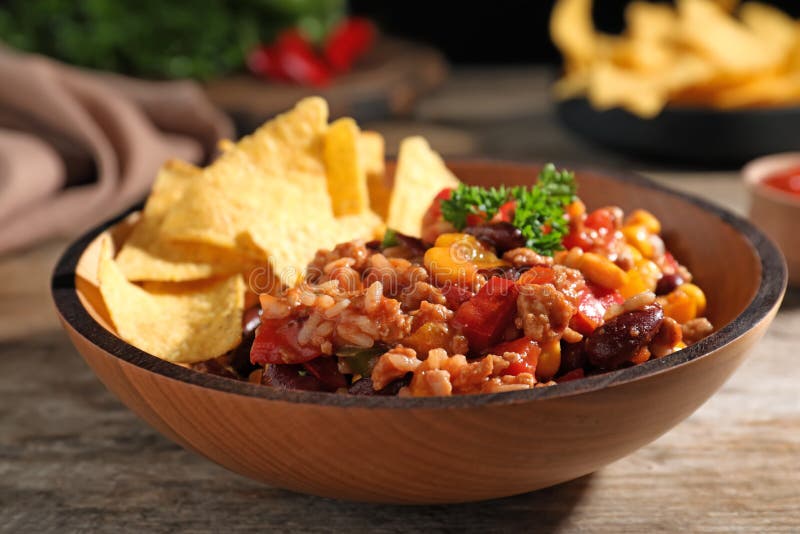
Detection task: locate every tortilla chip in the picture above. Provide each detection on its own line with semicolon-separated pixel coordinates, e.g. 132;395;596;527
678;0;782;75
98;238;245;364
359;131;390;219
116;160;259;282
550;0;597;70
324;117;369;216
387;137;459;237
625;2;678;42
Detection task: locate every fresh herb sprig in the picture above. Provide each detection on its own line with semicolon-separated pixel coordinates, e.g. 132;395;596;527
511;163;577;255
440;185;511;230
439;163;577;256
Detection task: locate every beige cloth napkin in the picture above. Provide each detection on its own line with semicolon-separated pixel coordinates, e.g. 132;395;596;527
0;47;234;255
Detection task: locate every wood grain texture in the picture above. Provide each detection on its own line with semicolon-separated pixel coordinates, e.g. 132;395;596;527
2;68;799;530
50;162;783;504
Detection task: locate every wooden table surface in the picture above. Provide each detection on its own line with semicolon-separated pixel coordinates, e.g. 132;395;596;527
2;68;798;533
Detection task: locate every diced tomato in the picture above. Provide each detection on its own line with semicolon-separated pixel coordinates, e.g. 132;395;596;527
517;265;555;286
454;276;519;351
250;318;322;365
491;200;517;223
586;209;616;247
466;212;487;227
570;283;624;335
489;337;541;376
557;368;585;382
441;283;474;310
562;227;592;251
302;357;347;390
323;17;376;72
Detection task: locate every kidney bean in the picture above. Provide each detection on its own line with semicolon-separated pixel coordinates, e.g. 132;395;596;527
395;233;429;256
559;340;587;375
656;273;684;295
465;222;526;255
348;376;410;396
586;304;664;370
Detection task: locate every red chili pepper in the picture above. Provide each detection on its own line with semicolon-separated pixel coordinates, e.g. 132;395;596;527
454;276;520;352
324;17;376;72
275;29;332;87
489;337;541;376
250;318;322;365
247;44;288;81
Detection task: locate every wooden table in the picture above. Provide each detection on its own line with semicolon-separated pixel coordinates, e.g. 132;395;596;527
2;68;798;532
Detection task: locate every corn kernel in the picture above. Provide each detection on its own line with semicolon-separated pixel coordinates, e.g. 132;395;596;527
424;246;478;286
679;283;706;316
626;244;643;263
622;224;655;258
619;270;649;299
579;252;628;289
635;259;660;291
662;289;696;324
625;209;661;234
536;340;561;381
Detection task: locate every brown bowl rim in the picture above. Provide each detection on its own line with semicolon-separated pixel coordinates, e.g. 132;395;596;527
51;160;787;409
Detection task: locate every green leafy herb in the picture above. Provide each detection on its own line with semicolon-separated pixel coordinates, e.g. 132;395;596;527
439;163;577;256
511;163;577;256
440;185;511;230
381;228;399;248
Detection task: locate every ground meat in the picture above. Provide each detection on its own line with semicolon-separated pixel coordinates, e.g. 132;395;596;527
371;346;421;390
307;240;371;282
650;316;683;358
401;281;447;311
682;317;713;344
515;284;577;343
551;265;587;304
502;247;554;268
363;253;429;302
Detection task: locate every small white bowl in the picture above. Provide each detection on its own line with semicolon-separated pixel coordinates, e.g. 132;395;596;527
743;153;800;286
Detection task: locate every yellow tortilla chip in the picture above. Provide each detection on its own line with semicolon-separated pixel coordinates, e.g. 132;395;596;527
678;0;782;75
98;237;245;364
116;160;260;282
739;2;798;58
359;131;390;219
387;137;459;237
625;2;678;42
550;0;597;70
324;117;369;216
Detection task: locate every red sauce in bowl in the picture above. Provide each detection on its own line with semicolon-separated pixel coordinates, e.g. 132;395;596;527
763;166;800;197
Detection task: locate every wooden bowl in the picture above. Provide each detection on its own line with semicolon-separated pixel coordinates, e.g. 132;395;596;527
52;162;786;504
742;153;800;287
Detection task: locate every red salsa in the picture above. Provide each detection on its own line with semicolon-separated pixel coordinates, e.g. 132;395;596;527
763;166;800;197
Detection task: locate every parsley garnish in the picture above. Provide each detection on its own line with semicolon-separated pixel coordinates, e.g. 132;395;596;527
440;185;511;230
439;163;577;256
